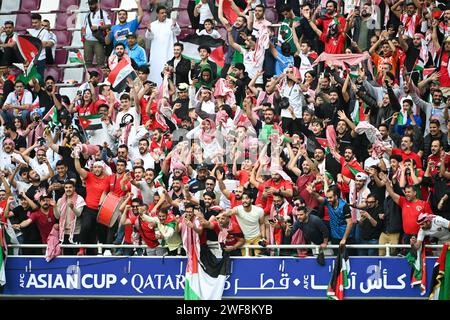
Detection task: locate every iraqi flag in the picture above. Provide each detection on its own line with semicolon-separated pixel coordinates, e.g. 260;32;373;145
107;58;137;92
182;218;230;300
180;34;226;69
13;34;43;75
327;245;350;300
79;114;103;131
406;246;427;296
429;244;450;300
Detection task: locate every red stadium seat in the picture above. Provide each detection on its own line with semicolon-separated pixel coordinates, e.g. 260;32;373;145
265;8;277;23
140;12;151;28
54;49;68;65
0;0;20;13
20;0;42;12
54;30;72;48
101;0;120;11
177;9;191;28
45;66;63;82
55;12;78;30
15;13;31;31
58;0;80;11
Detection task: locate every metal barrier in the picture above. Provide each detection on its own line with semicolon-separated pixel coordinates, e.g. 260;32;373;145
7;243;444;257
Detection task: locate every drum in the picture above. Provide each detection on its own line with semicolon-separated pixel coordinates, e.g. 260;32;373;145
97;193;124;227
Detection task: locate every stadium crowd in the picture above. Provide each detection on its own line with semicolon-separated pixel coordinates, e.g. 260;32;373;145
1;0;450;258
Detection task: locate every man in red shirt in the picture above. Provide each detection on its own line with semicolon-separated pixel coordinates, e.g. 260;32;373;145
384;179;432;245
314;0;346;35
256;168;293;211
200;213;245;256
388;135;422;169
306;9;348;54
74;156;110;255
431;29;450;95
14;195;56;245
216;170;243;208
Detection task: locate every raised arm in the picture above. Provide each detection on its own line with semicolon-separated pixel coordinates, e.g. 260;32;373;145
74;156;88;179
383;177;400;205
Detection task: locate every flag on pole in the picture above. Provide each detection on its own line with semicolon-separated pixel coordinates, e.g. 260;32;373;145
406;246;427;296
69;50;84;64
183;220;230;300
327;245;350;300
13;34;43;76
107;58;137;92
43;106;59;125
346;160;365;176
154;171;165;188
429;244;450;300
316;137;330;153
79;114;103;130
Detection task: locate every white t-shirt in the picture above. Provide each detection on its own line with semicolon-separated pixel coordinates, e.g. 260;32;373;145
29;157;49;179
280;83;303;119
114;107;140;132
417;216;450;242
83;9;112;42
137;152;156;170
235;205;264;239
198;3;214;24
27;28;50;61
241;48;263;84
196;29;221;39
5;90;33;111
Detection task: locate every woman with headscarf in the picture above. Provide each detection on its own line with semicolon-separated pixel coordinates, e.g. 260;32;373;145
186;117;223;163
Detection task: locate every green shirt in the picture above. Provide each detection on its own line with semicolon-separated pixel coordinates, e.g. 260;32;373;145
280;16;301;55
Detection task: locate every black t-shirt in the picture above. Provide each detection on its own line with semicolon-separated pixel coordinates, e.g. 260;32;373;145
368;180;385;205
173;98;189;120
199;199;218;242
57;146;87;178
49;171;78;199
12;133;27;151
360;206;383;240
290;214;329;245
403;40;420;72
12;205;41;243
25;182;49;205
37;89;62;115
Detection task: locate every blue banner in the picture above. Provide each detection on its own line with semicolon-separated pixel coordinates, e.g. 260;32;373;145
2;256;437;298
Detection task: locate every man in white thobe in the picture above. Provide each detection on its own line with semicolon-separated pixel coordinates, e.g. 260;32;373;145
145;6;181;86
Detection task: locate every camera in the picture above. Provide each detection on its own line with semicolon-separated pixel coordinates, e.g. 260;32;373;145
38;137;46;146
279;97;290;109
46;85;53;92
77;90;82;96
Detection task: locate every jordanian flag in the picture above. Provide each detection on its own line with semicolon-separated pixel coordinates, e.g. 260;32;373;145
183;221;230;300
108;58;137;92
69;50;84;64
316;137;330;153
327;245;350;300
180;34;226;69
154;171;165;188
406;246;427;296
346;159;364;177
13;34;42;75
429;244;450;300
79;114;103;131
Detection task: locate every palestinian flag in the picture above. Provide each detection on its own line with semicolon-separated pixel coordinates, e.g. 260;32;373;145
0;225;6;286
343;62;359;79
69;50;84;64
43;106;59;126
180;34;226;69
13;34;42;74
351;100;368;125
80;114;103;131
413;57;424;73
429;244;450;300
183;222;230;300
406;246;427;296
154;171;165;188
327;245;350;300
107;58;137;92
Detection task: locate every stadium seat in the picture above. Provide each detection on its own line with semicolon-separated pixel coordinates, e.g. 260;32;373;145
178;27;194;40
0;0;20;13
54;30;72;48
54;49;68;65
55;12;78;30
41;13;57;28
265;8;277;23
78;0;89;12
34;0;60;13
45;66;63;82
15;14;31;31
58;86;79;101
103;0;121;11
116;0;137;10
177;10;190;28
69;31;83;48
59;0;80;11
140;12;151;27
266;0;276;8
63;67;85;83
20;0;42;12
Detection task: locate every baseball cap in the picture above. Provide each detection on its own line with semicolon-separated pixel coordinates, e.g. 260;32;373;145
355;172;368;181
197;163;209;171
